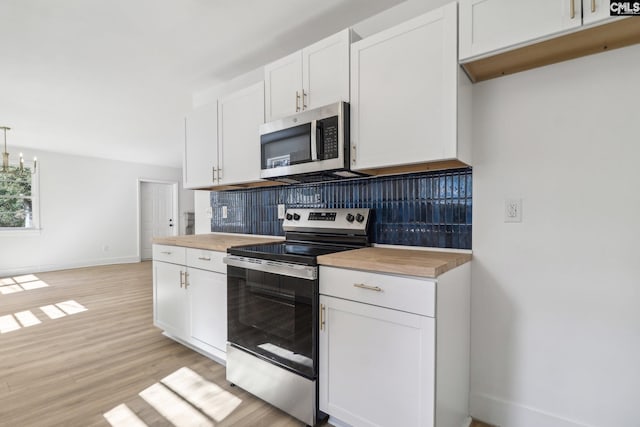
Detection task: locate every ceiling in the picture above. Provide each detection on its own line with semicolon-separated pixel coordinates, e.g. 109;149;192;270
0;0;407;168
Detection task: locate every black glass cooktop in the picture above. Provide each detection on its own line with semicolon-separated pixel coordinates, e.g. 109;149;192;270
228;242;355;265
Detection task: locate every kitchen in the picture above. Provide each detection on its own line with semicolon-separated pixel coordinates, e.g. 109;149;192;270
1;1;639;427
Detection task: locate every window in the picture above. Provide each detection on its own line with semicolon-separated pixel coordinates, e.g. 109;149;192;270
0;164;38;229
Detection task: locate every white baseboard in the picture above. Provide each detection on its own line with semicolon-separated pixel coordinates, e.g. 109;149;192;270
470;392;596;427
0;256;141;277
327;415;352;427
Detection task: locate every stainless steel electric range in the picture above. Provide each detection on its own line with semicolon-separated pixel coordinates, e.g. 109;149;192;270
223;208;372;426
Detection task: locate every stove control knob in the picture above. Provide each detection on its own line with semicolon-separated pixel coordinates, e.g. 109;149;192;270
346;213;355;223
293;213;301;221
355;213;365;223
286;213;293;221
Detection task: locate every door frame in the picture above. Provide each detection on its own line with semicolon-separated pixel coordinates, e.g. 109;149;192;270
137;178;179;261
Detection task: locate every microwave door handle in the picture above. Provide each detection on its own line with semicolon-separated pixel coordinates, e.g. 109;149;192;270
310;119;318;161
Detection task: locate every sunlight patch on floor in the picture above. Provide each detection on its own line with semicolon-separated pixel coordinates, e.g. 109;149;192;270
0;275;49;294
139;383;213;427
13;274;39;283
105;366;244;427
0;314;21;333
162;367;242;423
0;300;88;333
14;310;41;327
40;305;67;319
56;300;88;315
103;404;148;427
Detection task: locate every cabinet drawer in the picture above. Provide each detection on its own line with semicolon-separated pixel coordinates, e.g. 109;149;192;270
319;266;435;317
153;244;186;265
186;248;226;273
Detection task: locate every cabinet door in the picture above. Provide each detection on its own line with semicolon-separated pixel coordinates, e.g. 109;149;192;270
153;261;188;339
217;81;265;185
188;267;227;352
302;29;350;110
350;3;458;171
319;295;435;427
459;0;582;60
264;51;302;121
184;102;218;189
583;0;612;26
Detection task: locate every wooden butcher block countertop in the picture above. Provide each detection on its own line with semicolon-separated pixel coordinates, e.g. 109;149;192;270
153;233;283;252
317;247;471;279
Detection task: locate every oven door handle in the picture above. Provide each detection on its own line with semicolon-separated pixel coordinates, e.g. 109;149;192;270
223;255;317;280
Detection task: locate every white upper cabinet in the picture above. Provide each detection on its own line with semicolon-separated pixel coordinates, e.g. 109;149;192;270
217;81;265;186
459;0;614;61
183;102;217;189
264;52;303;121
302;29;351;112
583;0;612;25
265;29;351;122
350;2;470;172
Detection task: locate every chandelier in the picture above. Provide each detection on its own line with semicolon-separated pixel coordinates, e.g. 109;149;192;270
1;126;37;174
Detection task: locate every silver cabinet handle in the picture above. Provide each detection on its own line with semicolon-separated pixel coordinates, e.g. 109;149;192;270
295;91;301;112
179;271;184;288
320;304;326;330
591;0;596;13
217;167;222;180
302;89;307;110
353;283;382;292
198;256;211;261
212;166;216;182
184;272;189;288
161;251;172;255
570;0;575;19
351;144;357;165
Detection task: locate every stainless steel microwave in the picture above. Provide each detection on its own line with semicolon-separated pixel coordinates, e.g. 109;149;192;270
259;102;363;183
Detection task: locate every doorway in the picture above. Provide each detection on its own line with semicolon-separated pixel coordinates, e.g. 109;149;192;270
139;180;179;261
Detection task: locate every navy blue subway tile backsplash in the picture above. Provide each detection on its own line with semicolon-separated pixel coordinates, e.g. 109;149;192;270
210;168;472;249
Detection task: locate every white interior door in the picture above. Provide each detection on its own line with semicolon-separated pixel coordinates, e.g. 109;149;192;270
141;182;176;260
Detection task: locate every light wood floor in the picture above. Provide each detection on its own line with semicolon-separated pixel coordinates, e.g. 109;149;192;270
0;262;492;427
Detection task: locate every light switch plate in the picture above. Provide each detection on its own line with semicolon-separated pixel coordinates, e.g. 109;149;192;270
277;204;286;219
222;206;228;219
504;199;522;223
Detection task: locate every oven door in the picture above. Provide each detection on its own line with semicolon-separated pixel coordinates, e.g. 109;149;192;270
225;255;318;379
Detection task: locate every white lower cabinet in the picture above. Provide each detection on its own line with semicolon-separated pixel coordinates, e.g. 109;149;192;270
319;295;435;427
319;264;471;427
152;244;227;363
154;259;188;339
189;267;227;353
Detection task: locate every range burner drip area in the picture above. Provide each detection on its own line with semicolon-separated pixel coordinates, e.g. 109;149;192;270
224;208;372;426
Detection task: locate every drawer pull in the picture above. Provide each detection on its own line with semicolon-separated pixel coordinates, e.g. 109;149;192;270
179;271;184;288
198;256;211;261
320;304;326;330
353;283;382;292
161;251;172;255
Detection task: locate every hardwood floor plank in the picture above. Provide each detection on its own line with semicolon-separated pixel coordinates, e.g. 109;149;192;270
0;262;492;427
0;262;309;427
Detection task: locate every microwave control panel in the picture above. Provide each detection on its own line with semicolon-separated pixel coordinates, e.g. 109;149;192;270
318;116;339;160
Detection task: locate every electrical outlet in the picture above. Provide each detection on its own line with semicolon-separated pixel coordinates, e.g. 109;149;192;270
222;206;228;219
504;199;522;223
277;204;286;219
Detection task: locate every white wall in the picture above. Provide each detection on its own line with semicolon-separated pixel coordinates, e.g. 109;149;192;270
471;44;640;427
0;148;192;276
